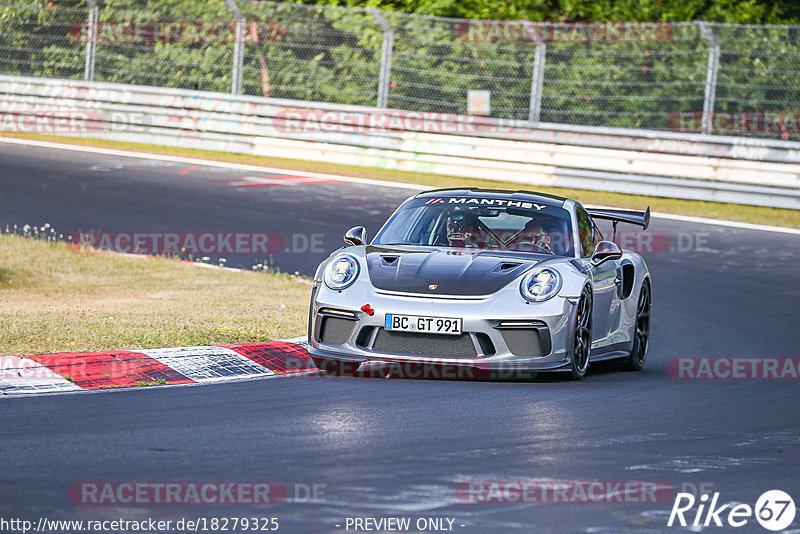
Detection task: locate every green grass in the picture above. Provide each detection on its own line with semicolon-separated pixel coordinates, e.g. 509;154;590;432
136;379;167;387
2;132;799;229
0;266;16;286
0;235;309;356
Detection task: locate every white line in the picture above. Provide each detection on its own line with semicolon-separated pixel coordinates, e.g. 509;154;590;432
2;135;798;234
190;261;243;272
585;203;800;235
0;136;422;191
651;212;800;235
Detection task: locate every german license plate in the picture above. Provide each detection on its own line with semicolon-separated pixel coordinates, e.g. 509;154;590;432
384;314;462;335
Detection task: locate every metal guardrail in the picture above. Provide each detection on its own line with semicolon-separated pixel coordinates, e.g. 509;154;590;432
0;75;798;209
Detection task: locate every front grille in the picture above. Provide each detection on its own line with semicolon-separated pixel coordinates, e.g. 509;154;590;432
317;316;355;345
372;330;477;358
501;329;543;357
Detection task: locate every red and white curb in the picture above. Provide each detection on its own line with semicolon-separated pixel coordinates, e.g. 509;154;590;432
0;339;316;396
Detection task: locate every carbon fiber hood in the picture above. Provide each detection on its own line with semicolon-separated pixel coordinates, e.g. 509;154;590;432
365;245;543;296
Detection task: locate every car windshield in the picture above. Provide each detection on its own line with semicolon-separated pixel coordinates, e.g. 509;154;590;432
373;196;575;256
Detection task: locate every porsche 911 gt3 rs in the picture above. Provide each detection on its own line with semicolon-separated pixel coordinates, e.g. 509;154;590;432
308;188;651;380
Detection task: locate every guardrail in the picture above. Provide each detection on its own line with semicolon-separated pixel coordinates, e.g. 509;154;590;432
1;75;799;209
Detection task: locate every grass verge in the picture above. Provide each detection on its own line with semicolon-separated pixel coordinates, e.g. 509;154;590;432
2;132;799;229
0;234;309;356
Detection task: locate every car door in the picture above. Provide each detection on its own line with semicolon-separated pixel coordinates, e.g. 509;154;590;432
589;257;622;342
576;207;620;342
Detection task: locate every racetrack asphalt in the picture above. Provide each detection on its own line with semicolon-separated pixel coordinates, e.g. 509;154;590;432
1;140;799;533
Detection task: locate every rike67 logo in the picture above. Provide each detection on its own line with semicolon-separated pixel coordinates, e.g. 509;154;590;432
668;490;796;531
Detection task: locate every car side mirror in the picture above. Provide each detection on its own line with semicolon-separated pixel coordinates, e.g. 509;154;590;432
591;240;623;266
344;226;366;247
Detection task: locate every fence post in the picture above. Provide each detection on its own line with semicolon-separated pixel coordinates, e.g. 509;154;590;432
84;1;98;82
697;21;720;135
369;7;393;109
224;0;245;94
528;40;546;124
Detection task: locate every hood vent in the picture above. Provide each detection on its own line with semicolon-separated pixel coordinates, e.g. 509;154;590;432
365;247;538;296
493;262;522;273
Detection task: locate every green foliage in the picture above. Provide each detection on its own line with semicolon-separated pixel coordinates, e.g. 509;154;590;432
238;2;381;104
0;3;87;78
92;0;235;90
319;0;800;24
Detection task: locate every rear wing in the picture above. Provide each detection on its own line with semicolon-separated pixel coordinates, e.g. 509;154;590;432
586;207;650;230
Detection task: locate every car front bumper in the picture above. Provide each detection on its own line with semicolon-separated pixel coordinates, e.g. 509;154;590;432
307;280;579;373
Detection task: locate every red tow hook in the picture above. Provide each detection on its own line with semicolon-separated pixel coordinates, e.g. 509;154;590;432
360;304;375;316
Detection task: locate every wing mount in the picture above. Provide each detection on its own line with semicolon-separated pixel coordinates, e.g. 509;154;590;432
586;206;650;241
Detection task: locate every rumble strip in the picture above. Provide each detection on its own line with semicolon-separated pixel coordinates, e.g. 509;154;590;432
0;341;315;396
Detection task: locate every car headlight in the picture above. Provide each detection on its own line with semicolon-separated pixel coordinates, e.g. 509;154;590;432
520;268;562;302
324;255;360;290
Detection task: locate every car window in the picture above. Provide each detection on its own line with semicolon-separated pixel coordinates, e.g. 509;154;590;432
592;221;604;251
576;206;595;257
476;212;529;233
373;197;575;256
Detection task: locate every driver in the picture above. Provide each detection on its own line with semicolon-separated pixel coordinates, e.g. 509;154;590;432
446;209;480;247
521;220;554;253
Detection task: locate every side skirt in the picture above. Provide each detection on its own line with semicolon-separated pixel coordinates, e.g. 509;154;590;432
589;341;633;362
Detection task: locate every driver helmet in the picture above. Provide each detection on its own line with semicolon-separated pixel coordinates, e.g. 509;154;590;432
523;219;553;253
446;209;479;247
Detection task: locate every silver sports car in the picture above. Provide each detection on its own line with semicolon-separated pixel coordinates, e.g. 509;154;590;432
308;188;651;380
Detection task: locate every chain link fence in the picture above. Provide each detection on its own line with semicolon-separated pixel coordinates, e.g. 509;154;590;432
0;3;87;79
91;1;235;93
1;1;800;139
236;1;381;106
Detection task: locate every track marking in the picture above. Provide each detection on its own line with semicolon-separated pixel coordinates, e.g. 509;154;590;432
221;342;315;373
179;165;199;175
137;346;275;382
0;341;315;397
651;211;800;235
222;175;340;187
32;350;194;389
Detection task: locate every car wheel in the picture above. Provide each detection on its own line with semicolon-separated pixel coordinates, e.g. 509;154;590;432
568;287;592;380
624;280;651;371
312;357;360;376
